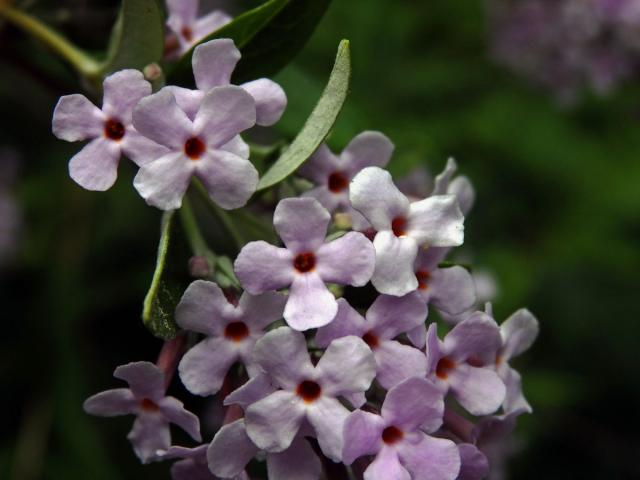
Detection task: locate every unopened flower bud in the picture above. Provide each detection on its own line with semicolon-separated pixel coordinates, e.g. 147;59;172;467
143;62;163;82
188;255;211;278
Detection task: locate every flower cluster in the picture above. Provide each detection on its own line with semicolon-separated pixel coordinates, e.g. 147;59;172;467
489;0;640;102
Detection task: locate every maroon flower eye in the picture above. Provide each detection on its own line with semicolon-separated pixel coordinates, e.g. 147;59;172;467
435;357;455;380
381;425;404;444
181;26;193;42
184;137;205;159
139;398;160;412
391;216;407;237
362;331;379;349
293;252;316;273
104;118;125;141
224;321;249;342
328;171;349;193
415;270;430;290
296;380;322;403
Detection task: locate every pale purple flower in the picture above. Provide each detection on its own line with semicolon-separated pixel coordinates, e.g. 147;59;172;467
132;85;258;210
52;69;168;191
425;312;506;416
157;444;248;480
234;197;375;330
168;39;287;127
83;361;201;463
176;280;286;396
343;377;460;480
165;0;232;58
431;158;476;217
243;327;376;461
350;166;465;297
457;443;490;480
315;294;428;390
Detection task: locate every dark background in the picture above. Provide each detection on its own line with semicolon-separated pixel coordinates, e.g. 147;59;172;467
1;0;639;478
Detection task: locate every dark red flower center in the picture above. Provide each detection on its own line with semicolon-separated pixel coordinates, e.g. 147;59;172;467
416;270;430;290
293;252;316;273
328;171;349;193
391;216;407;237
181;26;193;42
184;137;205;159
225;321;249;342
382;425;404;444
104;118;125;141
139;398;160;412
296;380;322;403
435;357;456;380
362;331;379;349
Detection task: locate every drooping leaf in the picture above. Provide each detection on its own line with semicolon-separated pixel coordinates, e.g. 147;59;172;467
257;39;351;190
100;0;165;76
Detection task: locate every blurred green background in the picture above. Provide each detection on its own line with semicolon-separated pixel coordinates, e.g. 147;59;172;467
1;0;639;478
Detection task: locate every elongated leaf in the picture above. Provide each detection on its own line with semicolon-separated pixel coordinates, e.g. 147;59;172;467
257;39;351;190
101;0;164;76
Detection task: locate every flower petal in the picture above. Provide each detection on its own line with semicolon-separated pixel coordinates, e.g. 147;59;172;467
301;185;344;213
114;361;165;401
431;157;457;195
315;298;366;348
274;197;330;253
425;323;444;375
365;446;410;480
317;336;376;397
429;266;476;316
120;129;170;166
367;293;427;340
83;388;137;416
457;443;489;480
192;39;241;91
221;135;250;159
371;232;419;296
396;433;461;480
195;150;258;209
192;10;232;42
407;323;427;348
501;366;532;414
306;396;350;461
102;69;151;123
297;143;341;185
224;373;277;409
350;167;409;231
245;390;306;452
448;364;506;416
166;0;198;24
375;341;428;390
342;131;394;174
68;137;121;191
237;290;286;331
132;88;192;149
381;377;443;433
444;312;502;362
234;241;294;294
315;232;375;286
342;410;385;465
448;175;475;216
52;94;103;142
176;280;232;336
207;419;259;478
241;78;287;126
407;195;464;247
284;273;337;330
158;396;201;441
266;435;322;480
500;308;539;360
178;337;238;396
128;412;170;463
133;151;193;210
166;86;203;120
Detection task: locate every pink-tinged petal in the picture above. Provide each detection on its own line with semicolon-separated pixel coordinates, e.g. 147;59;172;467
367;293;427;340
178;337;238;396
444;312;502;362
429;266;476;316
166;0;198;24
194;86;256;148
297;143;341;185
192;10;232;41
316;336;376;397
448;364;506;416
407;323;427;348
375;341;428;390
102;69;151;122
221;135;250;159
176;280;232;336
371;232;419;296
342;131;394;174
234;241;294;294
68;138;121;191
238;291;286;330
342;410;385;465
207;419;259;478
52;94;103;141
407;195;464;247
158;396;201;441
241;78;287;126
284;273;337;330
381;377;444;433
397;166;432;199
128;412;170;463
350;167;410;231
245;390;306;452
302;185;343;213
133;151;193;210
224;373;276;409
431;157;457;195
415;246;449;272
448;175;475;216
132;88;193;149
365;446;410;480
274;197;330;252
267;435;322;480
500;308;539;361
396;434;460;480
472;408;524;444
83;388;137;416
344;391;367;409
166;86;203;120
306;396;350;461
171;458;212;480
160;444;207;460
315;298;366;348
193;39;241;91
425;323;444;375
252;327;315;389
316;232;375;286
501;366;532;414
114;361;165;401
195;150;258;209
457;443;489;480
120;129;170;166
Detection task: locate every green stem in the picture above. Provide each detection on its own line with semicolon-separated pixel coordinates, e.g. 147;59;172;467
193;180;245;249
179;196;213;259
0;5;101;77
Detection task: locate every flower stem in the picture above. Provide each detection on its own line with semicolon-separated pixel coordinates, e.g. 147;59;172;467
156;335;186;390
192;180;245;249
179;196;214;259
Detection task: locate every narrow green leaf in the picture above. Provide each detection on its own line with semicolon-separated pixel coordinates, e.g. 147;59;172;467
257;39;351;190
100;0;164;76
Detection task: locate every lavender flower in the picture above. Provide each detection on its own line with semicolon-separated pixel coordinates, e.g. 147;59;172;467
457;443;490;480
158;444;249;480
52;69;168;191
350;166;464;296
83;361;201;463
175;280;286;396
343;377;461;480
431;158;476;217
234;197;375;330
